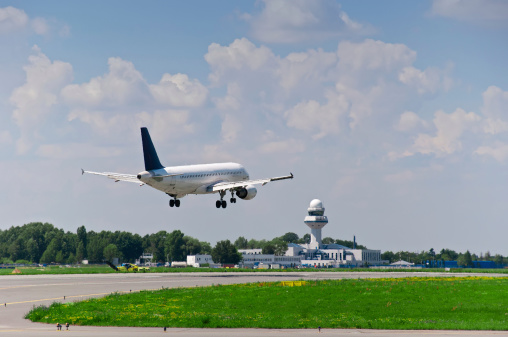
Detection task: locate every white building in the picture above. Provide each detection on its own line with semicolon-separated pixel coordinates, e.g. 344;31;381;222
186;254;214;267
238;199;382;268
189;199;383;269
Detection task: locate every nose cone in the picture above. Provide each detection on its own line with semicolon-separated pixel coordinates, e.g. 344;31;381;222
137;171;150;182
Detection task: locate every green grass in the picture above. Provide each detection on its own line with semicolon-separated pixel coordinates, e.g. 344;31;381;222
26;276;508;330
2;265;507;275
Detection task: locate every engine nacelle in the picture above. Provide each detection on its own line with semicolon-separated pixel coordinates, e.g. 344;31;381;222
236;185;257;200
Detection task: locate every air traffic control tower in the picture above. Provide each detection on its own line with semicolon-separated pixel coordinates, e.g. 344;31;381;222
304;199;328;250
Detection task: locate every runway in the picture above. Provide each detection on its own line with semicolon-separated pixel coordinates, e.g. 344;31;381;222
0;271;507;336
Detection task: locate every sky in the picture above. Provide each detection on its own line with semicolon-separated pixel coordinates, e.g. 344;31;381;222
1;0;508;256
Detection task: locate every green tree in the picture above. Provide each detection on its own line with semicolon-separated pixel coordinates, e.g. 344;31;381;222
200;241;212;255
55;251;65;264
212;240;242;264
322;237;334;244
381;251;395;263
77;226;87;255
103;244;121;262
234;236;248;249
494;254;504;266
165;230;185;262
300;234;310;244
457;250;473;267
262;242;276;255
76;242;86;262
281;232;299;243
183;236;202;256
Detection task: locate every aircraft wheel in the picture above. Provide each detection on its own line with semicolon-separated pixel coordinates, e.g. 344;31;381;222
230;198;234;203
169;199;175;207
175;199;180;207
222;200;227;208
216;200;221;208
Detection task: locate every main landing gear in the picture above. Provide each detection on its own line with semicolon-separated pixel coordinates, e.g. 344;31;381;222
169;197;180;207
215;190;229;209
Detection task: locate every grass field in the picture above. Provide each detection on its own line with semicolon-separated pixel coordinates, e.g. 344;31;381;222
1;265;507;275
26;276;508;330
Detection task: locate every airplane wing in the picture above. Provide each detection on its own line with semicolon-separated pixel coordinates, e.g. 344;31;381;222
82;169;142;184
211;173;293;192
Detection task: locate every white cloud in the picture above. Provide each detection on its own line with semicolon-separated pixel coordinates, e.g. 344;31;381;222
149;73;208;107
412;108;481;156
337;39;416;72
10;46;73;154
479;86;508;135
245;0;370;43
431;0;508;24
278;49;337;91
258;138;305;154
475;142;508;162
398;66;453;95
61;57;150;107
31;17;49;35
0;6;28;34
481;86;508;119
395;111;428;132
284;91;349;139
205;38;277;86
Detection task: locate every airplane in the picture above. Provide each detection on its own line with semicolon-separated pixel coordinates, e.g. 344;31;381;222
105;261;150;272
82;127;293;209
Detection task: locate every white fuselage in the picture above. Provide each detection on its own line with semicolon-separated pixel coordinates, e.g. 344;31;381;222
137;162;249;198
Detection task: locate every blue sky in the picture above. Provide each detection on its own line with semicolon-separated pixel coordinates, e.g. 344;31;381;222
1;0;508;256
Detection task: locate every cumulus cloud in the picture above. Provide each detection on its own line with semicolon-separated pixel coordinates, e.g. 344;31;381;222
0;6;28;34
398;66;453;95
10;46;73;154
412;109;481;156
149;73;208;107
205;37;453;142
61;57;150;107
244;0;370;43
284;91;349;139
475;142;508;162
395;111;428;132
278;49;337;91
337;39;416;73
0;6;59;36
205;38;277;86
31;17;49;35
431;0;508;24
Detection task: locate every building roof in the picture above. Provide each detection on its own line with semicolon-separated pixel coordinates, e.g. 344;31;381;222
323;243;351;250
390;260;414;266
287;243;303;248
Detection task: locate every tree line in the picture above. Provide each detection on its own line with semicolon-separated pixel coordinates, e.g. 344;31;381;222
0;222;505;266
381;248;507;267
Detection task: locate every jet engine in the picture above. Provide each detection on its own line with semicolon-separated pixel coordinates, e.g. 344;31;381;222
236;185;257;200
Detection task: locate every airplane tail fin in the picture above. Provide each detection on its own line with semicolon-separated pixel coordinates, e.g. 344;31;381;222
141;127;164;171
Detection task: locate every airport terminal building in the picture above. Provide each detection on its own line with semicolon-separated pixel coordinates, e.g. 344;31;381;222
234;199;381;268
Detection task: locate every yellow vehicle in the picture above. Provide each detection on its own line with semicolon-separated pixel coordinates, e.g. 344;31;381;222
106;261;150;272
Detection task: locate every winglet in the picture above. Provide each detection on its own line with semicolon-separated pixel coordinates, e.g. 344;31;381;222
141;127;164;171
81;168;85;175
